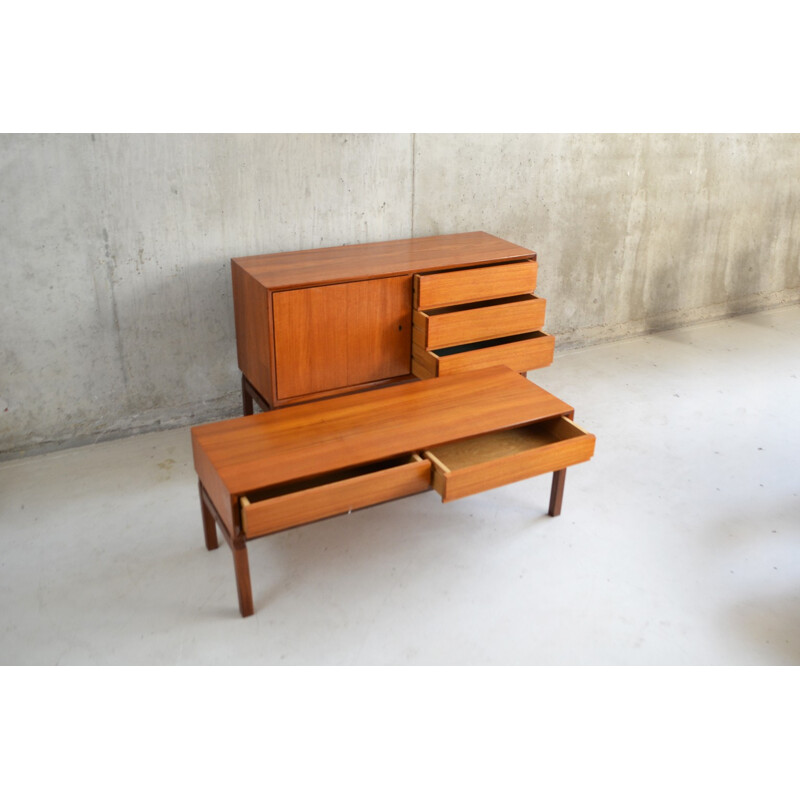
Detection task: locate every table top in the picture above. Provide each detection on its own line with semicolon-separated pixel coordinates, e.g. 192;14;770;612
192;366;572;499
231;231;535;290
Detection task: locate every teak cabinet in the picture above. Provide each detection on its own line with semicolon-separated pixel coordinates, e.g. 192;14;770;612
231;231;555;410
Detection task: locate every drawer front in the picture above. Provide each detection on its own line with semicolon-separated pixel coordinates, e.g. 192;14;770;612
424;417;595;503
414;295;546;350
414;260;538;310
241;455;431;538
412;332;554;379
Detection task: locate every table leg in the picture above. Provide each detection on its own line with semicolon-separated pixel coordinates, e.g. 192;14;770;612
242;373;274;414
548;468;567;517
199;481;219;550
232;541;254;617
198;482;254;616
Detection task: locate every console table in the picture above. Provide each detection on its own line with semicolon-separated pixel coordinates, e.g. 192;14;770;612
192;366;595;617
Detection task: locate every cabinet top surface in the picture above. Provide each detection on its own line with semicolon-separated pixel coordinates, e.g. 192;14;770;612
192;366;572;496
232;231;535;289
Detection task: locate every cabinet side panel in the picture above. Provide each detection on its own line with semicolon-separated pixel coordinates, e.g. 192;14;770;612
346;276;413;386
192;432;235;533
232;262;274;404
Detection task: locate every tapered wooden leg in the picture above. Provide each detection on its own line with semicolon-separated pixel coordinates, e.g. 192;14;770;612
242;374;254;416
232;542;254;617
548;469;567;517
199;481;219;550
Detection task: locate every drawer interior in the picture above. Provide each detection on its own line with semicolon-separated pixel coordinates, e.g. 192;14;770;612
426;417;585;472
240;453;431;538
422;293;536;316
242;455;420;504
430;331;550;358
423;416;593;502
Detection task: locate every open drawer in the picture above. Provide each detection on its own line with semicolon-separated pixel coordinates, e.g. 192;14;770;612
423;417;595;502
412;331;555;379
413;294;546;349
240;454;431;538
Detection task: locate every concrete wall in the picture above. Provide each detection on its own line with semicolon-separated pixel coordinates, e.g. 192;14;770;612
1;133;798;457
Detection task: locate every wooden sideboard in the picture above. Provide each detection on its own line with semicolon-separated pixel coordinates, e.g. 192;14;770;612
231;231;555;411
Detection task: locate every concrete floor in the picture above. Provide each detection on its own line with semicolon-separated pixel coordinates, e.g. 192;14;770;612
1;305;799;665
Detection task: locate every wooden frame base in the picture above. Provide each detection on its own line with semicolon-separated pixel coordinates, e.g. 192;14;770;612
199;481;254;617
548;468;566;517
198;468;569;618
242;374;272;416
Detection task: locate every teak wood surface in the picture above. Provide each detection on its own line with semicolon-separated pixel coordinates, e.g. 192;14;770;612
232;231;535;290
272;276;412;399
191;366;573;533
414;295;547;350
414;259;538;310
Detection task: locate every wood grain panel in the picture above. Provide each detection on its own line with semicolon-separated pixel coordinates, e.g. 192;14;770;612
346;276;412;386
240;455;430;538
273;284;349;399
190;366;574;497
272;277;412;400
192;436;236;534
232;231;535;290
416;295;546;349
232;263;274;403
414;260;538;310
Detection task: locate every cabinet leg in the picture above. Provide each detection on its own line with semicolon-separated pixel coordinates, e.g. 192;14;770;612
548;469;567;517
199;481;219;550
232;541;254;617
242;374;254;416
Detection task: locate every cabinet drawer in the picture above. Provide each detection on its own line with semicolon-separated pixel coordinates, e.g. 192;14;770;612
413;294;546;350
240;455;431;538
414;260;538;310
424;417;595;503
412;331;554;378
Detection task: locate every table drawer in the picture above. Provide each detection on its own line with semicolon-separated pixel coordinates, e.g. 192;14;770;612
413;294;546;350
414;260;538;310
412;331;555;378
240;455;431;538
424;417;595;502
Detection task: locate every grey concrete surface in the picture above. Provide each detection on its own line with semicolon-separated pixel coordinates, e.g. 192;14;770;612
413;134;800;346
2;305;798;665
1;134;413;456
1;133;798;457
